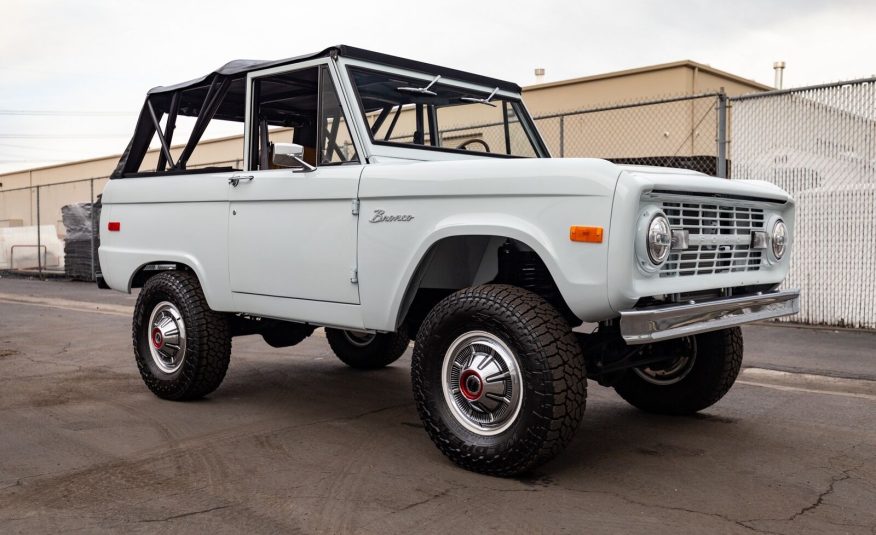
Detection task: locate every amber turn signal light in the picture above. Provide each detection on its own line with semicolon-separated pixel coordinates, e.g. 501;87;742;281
570;226;603;243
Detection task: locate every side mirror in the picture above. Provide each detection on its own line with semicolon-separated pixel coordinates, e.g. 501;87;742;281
273;142;315;171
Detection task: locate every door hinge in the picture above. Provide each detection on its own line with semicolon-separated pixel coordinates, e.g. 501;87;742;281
351;199;360;215
350;268;358;284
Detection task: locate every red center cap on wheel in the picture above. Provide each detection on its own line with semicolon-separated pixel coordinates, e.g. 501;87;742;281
459;370;483;401
151;328;164;349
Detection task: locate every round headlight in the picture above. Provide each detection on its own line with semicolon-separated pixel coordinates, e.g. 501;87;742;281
772;219;787;259
647;213;672;265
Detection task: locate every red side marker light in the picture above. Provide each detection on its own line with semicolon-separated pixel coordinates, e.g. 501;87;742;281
108;222;121;232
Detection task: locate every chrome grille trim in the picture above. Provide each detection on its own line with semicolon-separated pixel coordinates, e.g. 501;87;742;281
659;200;765;278
641;190;788;208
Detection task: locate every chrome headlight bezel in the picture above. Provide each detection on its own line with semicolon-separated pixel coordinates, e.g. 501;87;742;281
648;214;672;265
771;218;787;261
636;207;672;274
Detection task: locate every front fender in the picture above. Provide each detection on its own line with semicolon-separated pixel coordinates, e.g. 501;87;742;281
358;203;615;331
357;158;623;331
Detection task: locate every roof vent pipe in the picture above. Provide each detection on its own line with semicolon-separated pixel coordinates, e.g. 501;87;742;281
773;61;785;89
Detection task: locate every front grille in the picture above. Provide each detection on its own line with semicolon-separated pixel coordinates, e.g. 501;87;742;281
660;200;765;278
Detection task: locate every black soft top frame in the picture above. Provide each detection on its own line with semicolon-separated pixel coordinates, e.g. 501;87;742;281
112;45;521;178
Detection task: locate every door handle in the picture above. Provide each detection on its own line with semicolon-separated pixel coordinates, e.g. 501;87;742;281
229;175;254;187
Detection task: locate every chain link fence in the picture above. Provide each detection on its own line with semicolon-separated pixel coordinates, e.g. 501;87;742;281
533;93;727;175
2;81;874;330
0;158;241;280
731;77;876;328
0;176;106;279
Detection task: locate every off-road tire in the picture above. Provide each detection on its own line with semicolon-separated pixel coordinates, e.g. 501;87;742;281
411;285;587;477
614;327;743;415
325;328;409;369
133;271;231;400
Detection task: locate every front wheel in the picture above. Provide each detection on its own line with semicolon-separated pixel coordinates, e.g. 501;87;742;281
412;285;587;476
613;327;743;414
133;271;231;400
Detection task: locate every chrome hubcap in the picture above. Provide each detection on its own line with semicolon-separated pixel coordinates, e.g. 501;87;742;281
342;330;376;347
147;301;186;374
442;331;523;436
634;336;697;385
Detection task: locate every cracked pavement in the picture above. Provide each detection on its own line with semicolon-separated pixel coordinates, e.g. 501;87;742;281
1;278;874;534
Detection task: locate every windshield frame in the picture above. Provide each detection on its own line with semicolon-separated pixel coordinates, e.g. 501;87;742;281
342;62;550;159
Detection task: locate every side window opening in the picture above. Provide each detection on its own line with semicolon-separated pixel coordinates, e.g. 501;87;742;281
131;77;246;176
159;114;244;171
249;64;358;171
250;66;319;170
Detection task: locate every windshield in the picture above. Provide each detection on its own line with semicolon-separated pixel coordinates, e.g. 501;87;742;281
348;67;544;158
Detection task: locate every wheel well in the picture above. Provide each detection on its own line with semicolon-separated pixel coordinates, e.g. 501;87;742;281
398;236;579;337
130;262;193;289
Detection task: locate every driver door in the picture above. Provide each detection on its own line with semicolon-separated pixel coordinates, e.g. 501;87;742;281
228;60;363;305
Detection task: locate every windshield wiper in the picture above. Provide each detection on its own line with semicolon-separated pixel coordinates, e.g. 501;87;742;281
460;87;499;107
397;74;441;96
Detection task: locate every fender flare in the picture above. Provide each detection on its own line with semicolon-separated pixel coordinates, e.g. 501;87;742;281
121;251;223;311
390;213;572;328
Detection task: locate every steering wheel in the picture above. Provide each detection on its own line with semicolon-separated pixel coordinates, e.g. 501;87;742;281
456;139;491;153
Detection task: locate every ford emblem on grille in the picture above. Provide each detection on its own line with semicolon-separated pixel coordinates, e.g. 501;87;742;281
687;234;752;247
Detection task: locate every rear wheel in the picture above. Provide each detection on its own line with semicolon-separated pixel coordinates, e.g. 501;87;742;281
133;271;231;400
325;328;409;369
412;285;587;476
613;327;743;414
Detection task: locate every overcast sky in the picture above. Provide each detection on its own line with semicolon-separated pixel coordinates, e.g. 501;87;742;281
1;0;874;174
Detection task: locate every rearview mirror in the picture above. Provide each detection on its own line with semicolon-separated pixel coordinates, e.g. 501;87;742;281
273;143;315;171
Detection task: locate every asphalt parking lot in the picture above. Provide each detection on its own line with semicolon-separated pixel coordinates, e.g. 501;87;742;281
1;278;874;534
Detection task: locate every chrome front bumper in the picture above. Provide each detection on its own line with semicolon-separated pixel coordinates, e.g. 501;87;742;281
619;289;800;345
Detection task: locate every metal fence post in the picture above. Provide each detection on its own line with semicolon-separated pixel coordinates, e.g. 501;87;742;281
90;178;96;281
36;185;43;279
559;116;565;157
716;89;728;178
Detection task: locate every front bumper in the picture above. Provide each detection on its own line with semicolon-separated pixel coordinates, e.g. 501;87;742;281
619;289;800;344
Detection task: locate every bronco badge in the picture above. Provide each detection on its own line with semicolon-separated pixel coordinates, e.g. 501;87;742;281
369;209;414;223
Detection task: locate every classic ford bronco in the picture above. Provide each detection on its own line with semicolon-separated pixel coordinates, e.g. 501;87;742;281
100;45;798;476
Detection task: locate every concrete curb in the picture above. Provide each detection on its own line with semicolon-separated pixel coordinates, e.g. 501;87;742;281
739;367;876;400
0;269;70;281
754;320;876;335
0;292;133;317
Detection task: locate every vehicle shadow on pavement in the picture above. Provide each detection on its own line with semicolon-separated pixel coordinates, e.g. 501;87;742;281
202;347;756;477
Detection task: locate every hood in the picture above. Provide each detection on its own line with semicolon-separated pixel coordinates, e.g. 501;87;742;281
360;157;624;200
618;165;793;204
